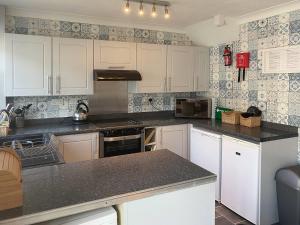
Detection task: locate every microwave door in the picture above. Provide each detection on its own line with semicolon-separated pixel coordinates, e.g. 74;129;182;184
182;102;195;116
195;102;208;116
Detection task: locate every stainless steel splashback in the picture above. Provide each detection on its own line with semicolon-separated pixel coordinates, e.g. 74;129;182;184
88;81;128;115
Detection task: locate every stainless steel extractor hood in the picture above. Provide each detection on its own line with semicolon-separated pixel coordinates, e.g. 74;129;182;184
94;70;142;81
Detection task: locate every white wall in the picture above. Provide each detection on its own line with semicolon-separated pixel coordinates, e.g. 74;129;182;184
185;17;239;47
0;6;5;109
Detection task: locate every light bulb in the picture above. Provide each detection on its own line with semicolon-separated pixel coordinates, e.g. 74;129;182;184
124;0;130;13
139;2;144;16
164;6;170;19
151;4;157;17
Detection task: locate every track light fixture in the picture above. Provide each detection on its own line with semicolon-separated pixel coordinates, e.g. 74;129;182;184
123;0;171;19
139;1;144;16
124;0;130;13
151;3;157;18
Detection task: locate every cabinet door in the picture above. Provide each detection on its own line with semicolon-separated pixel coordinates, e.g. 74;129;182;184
53;38;93;95
94;40;136;70
57;133;99;163
190;128;221;201
5;34;51;96
167;46;194;92
136;43;167;93
221;136;259;224
194;47;209;91
157;125;188;159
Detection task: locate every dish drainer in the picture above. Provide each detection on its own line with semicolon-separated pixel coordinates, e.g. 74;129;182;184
0;134;63;168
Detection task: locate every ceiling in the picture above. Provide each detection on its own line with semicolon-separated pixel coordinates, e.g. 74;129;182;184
0;0;295;29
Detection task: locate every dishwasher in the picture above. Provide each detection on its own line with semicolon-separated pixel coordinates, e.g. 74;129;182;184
37;207;117;225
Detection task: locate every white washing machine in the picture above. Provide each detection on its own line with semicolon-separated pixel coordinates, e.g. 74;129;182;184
38;207;117;225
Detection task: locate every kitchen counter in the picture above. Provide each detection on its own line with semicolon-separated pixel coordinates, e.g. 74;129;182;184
0;112;298;143
0;150;216;225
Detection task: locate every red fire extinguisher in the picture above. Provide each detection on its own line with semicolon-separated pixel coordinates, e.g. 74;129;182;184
223;45;232;66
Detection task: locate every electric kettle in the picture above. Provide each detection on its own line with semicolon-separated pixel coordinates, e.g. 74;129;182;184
73;101;89;123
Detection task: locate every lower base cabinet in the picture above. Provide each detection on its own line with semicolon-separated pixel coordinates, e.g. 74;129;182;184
156;125;188;159
56;133;99;163
117;183;215;225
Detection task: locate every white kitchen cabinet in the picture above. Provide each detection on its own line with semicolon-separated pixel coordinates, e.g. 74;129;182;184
117;183;215;225
156;125;188;159
221;136;259;224
94;40;136;70
136;43;167;93
190;128;221;201
221;135;298;225
167;46;194;92
5;33;52;96
57;133;99;163
53;37;93;95
193;47;209;91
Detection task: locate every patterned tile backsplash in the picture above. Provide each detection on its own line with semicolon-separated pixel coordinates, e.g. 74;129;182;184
6;96;89;119
5;15;192;46
128;92;206;113
209;11;300;128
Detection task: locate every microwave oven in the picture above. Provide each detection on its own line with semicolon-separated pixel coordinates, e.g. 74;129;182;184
175;98;212;118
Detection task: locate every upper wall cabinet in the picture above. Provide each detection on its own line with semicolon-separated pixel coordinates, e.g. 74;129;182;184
167;46;194;92
136;43;167;93
53;37;93;95
5;34;52;96
193;47;209;92
94;40;136;70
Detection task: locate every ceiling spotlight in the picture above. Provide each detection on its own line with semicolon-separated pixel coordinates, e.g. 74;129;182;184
139;1;144;16
164;6;170;19
124;0;130;13
151;3;157;18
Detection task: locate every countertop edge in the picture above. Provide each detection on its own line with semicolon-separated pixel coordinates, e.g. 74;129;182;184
0;176;216;225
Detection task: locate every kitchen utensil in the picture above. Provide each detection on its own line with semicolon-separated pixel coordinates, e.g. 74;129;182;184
73;101;89;123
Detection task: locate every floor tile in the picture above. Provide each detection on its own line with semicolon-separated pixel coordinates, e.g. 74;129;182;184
236;220;254;225
216;205;246;224
216;216;234;225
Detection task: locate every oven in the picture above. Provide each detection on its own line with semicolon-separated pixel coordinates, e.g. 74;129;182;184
99;127;145;158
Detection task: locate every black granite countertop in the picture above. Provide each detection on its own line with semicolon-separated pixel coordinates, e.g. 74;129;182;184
0;111;298;143
0;150;216;225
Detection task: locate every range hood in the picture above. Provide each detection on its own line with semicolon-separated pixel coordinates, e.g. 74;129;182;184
94;70;142;81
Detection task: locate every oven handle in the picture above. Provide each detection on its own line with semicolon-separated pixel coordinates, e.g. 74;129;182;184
103;134;142;142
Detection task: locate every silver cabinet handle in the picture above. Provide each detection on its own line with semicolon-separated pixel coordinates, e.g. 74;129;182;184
56;76;61;94
168;77;172;92
108;66;125;69
48;76;52;95
104;134;141;142
164;77;167;92
197;76;199;90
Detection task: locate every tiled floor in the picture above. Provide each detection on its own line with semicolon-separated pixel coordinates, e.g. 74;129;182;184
215;202;253;225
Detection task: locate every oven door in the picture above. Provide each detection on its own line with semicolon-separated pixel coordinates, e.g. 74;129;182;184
100;133;144;158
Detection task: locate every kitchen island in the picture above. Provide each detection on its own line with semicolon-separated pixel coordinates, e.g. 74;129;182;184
0;150;216;225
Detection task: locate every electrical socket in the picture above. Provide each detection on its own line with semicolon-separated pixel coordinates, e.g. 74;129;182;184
148;98;153;103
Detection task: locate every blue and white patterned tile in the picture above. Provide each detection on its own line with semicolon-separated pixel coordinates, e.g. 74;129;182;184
258;18;268;28
258;101;267;111
277;114;289;125
290;33;300;45
288;115;300;127
279;13;290;23
289;103;300;116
